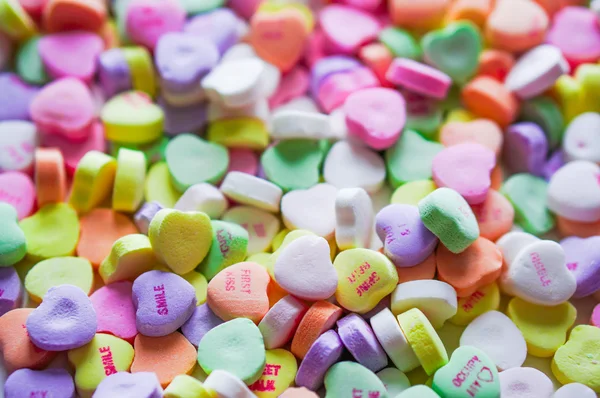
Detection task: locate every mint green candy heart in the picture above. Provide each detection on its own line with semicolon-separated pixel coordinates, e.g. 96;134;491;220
421;22;482;85
324;361;388;398
197;318;266;384
379;27;421;60
406;107;443;141
166;134;229;193
261;139;328;192
432;346;500;398
397;385;440;397
16;36;48;85
520;97;564;149
385;129;443;188
111;137;168;164
0;203;26;266
502;174;555;236
180;0;224;14
197;220;248;280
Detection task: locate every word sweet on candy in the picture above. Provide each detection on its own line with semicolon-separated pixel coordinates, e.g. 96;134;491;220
2;0;600;397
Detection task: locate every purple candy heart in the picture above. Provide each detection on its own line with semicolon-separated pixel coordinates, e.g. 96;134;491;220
543;149;565;181
93;372;162;398
503;122;548;177
158;96;208;136
0;266;22;316
376;204;439;268
295;330;344;391
26;284;97;351
310;55;361;96
4;368;75;398
0;73;39;121
132;270;196;337
560;236;600;298
184;8;240;55
97;49;133;98
134;201;164;234
181;302;223;347
337;313;388;372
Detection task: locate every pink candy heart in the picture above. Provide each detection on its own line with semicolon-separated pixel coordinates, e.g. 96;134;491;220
0;171;35;220
39;32;104;83
319;4;380;55
126;0;186;51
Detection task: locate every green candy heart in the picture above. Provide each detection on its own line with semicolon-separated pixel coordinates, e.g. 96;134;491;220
179;0;224;15
378;27;421;60
421;22;482;85
110;136;168;165
324;361;388;398
16;36;48;85
385;129;443;188
197;318;266;385
165;134;229;193
0;203;26;266
432;346;500;398
261;139;328;192
197;220;249;280
502;174;555;236
519;97;564;150
397;385;440;398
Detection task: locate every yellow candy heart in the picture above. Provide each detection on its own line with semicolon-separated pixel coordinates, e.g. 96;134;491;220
112;148;146;213
507;297;576;357
334;248;398;313
249;349;298;398
122;46;157;98
552;325;600;392
271;229;291;252
25;256;93;302
99;234;157;284
449;282;500;326
102;91;164;144
390;180;437;206
182;270;208;305
207;118;269;150
144;162;182;208
164;375;215;398
69;151;117;213
553;63;600;122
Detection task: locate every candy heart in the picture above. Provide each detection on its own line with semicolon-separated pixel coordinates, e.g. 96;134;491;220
470;189;514;242
496;231;539;268
319;5;380;55
317;66;379;112
222;206;280;255
0;267;22;316
25;257;94;303
0;120;37;173
175;183;227;219
337;314;388;372
250;7;310;72
197;220;249;280
563;112;600;164
90;281;137;343
125;0;186;51
376;204;438;268
310;55;361;96
281;183;338;239
4;368;75;398
450;282;500;326
0;203;27;266
324;361;387;398
38;32;104;83
502;174;554;236
335;187;373;250
554;63;600;123
432;346;500;398
0;73;39;121
554;383;597;398
94;372;162;398
502;122;548;177
432;143;496;205
391;280;457;329
102;91;164;144
560;236;600;298
184;8;239;54
26;284;97;351
552;325;600;392
181;303;223;347
547;160;600;222
249;348;298;397
30;77;95;141
499;367;554;398
520;96;564;150
486;0;548;53
439;119;503;157
274;235;338;301
421;21;482;84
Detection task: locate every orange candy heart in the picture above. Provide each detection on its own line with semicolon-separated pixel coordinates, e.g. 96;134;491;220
477;49;515;82
470;189;515;241
462;76;518;127
439;119;504;157
389;0;451;30
486;0;548;53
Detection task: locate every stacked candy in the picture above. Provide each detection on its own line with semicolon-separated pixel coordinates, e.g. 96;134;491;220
1;0;600;397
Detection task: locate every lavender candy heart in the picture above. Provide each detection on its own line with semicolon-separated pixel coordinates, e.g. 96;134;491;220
4;368;75;398
337;313;388;372
310;56;361;96
155;32;219;105
0;73;39;121
295;330;344;391
181;302;223;347
97;48;133;98
134;201;164;234
376;204;438;268
503;122;548;177
158;96;207;136
560;236;600;298
0;267;22;316
93;372;162;398
543;149;565;181
184;8;240;55
132;270;196;337
26;284;97;351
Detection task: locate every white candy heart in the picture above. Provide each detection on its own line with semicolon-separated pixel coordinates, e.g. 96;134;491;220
175;183;228;219
390;280;457;329
554;383;597;398
500;240;576;306
496;231;539;268
370;308;420;373
328;107;349;141
0;121;37;173
281;183;338;238
499;367;554;398
562;112;600;163
459;311;527;371
274;235;338;301
505;44;569;99
324;140;386;193
273;96;320;114
220;171;282;213
547;160;600;222
271;110;334;140
335;187;373;250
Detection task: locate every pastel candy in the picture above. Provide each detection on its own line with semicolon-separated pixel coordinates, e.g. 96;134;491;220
0;120;37;173
125;0;185;50
20;203;80;260
335;188;373;250
222;206;280;255
439;119;503;157
112;148;146;212
25;256;94;302
377;367;410;397
391;280;457;329
67;333;134;397
182;270;208;305
562;113;600;164
471;189;514;242
376;204;439;268
396;252;437;284
280;388;319;398
97;48;133;98
207;261;270;323
208;117;268;150
560;236;600;298
324;361;387;398
432;346;500;398
499;367;554;398
334;248;398;313
134;202;164;235
0;267;21;315
258;295;308;350
370;308;420;373
386;58;452;99
99;234;156;284
175;183;228;219
164;374;213;398
90;281;137;343
554;383;598;398
184;8;239;54
0;171;35;220
0;73;38;121
295;330;344;391
337;313;388;372
548;160;600;222
197;220;248;280
397;385;440;398
310;55;361;95
34;148;66;207
4;368;75;398
220;171;282;213
281;183;338;239
145;162;182;208
270;110;333;141
502;173;554;235
197;318;267;384
69;151;117;213
418;188;480;254
503;122;548;176
486;0;548;53
203;369;256;398
27;285;97;351
181;303;223;347
324;140;386;193
102;91;164;144
449;283;500;326
93;372;162;398
552;325;600;392
0;203;27;266
248;348;297;397
291;300;343;360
